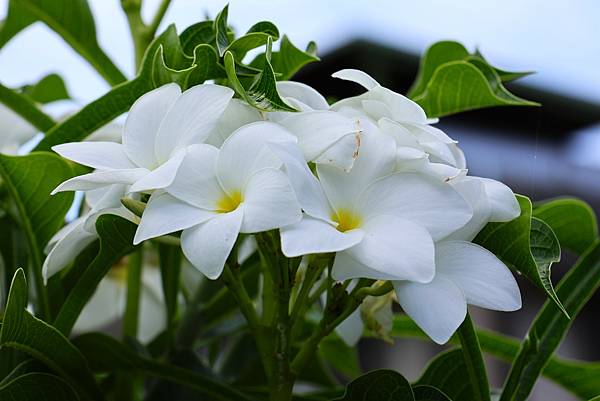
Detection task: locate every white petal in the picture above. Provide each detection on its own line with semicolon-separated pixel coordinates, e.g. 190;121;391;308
123;83;181;169
280;215;364;257
181;207;243;279
335;309;364;346
128;148;186;193
165;144;224;209
52;142;136;170
237;235;258;265
436;241;521;311
446;177;492;241
375;86;428;124
332;69;380;90
154;84;233;163
345;215;435;283
206;99;262;147
84;122;123;143
357;173;472;240
378;118;421;148
240;168;302;233
278;110;360;170
134;192;216;244
51;169;149;193
394;276;466;344
318;129;396;210
85;184;129;212
332;251;410;281
480;177;520;221
276;81;329;110
42;220;97;280
73;276;123;333
267;141;333;222
217;121;296;193
313;132;361;171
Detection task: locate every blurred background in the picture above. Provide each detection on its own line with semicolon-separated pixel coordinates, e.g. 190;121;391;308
1;1;598;399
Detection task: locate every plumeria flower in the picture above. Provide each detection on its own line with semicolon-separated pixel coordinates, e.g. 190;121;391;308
43;184;136;280
393;177;522;344
51;83;234;194
74;250;166;343
133;121;302;279
271;128;472;283
0;102;39;154
331;69;467;181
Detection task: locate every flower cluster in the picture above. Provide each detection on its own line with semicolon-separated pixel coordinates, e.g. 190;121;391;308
49;70;521;344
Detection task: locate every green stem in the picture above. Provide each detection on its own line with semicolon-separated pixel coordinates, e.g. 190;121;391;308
147;0;172;39
123;249;143;338
121;0;148;70
457;313;491;401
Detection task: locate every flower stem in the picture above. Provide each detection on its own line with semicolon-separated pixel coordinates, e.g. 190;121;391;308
123;248;143;338
457;313;491;401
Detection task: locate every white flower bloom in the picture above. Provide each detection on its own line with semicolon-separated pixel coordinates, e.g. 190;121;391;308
43;184;135;280
0;103;39;154
272;129;472;283
134;121;302;279
392;176;521;344
331;69;467;181
51;83;234;195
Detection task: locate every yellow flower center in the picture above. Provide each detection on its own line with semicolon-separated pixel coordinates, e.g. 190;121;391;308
216;190;243;213
332;208;362;232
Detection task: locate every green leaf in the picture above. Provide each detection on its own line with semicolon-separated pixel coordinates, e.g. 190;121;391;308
533;197;598;255
225;21;280;61
224;39;296;112
20;73;70;104
214;4;230;57
0;372;79;401
408;41;537;117
34;25;223;152
318;333;361;378
11;0;126;85
250;35;319;80
417;349;474;401
455;314;490;401
0;1;36;49
53;214;138;335
474;195;566;315
0;152;74;319
0;269;104;401
499;240;600;401
412;385;452;401
391;315;600;400
0;82;56;132
73;332;258;401
334;369;415;401
180;20;216;55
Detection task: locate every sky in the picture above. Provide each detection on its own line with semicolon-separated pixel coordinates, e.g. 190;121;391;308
0;0;599;105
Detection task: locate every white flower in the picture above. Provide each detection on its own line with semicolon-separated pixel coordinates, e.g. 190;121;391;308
393;177;522;344
331;69;467;181
272;129;472;283
0;103;39;154
133;121;302;279
43;184;135;280
51;83;234;194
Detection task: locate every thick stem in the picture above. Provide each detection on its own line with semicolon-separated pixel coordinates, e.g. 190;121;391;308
123;249;143;338
457;313;491;401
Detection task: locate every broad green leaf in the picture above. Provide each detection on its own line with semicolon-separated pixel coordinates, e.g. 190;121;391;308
10;0;126;85
318;333;361;378
0;269;104;401
0;372;79;401
408;41;536;117
180;20;216;54
474;195;565;315
214;4;230;56
224;39;296;112
391;315;600;400
226;21;280;60
250;35;319;80
20;73;70;104
0;1;36;49
417;349;474;401
0;152;74;318
455;314;490;401
533;197;598;255
34;25;223;152
334;369;414;401
0;82;56;132
53;214;138;335
73;332;257;401
499;240;600;401
412;385;452;401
